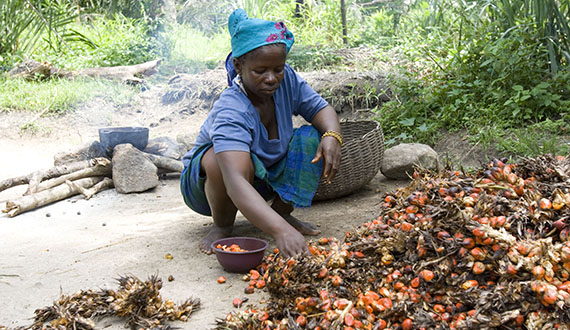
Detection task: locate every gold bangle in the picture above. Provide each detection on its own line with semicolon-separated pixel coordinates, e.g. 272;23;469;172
322;130;343;147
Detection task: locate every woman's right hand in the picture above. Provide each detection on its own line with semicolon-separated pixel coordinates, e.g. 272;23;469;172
274;227;308;258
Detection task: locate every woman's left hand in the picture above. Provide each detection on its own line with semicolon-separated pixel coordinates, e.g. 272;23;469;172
312;134;341;183
310;105;342;183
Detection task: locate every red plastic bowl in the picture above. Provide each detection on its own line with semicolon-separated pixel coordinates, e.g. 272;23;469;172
211;237;269;273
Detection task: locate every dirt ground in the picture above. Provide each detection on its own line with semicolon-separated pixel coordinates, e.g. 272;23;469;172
0;75;415;329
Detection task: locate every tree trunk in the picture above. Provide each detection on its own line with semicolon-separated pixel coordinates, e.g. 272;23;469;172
295;0;305;18
340;0;347;45
163;0;177;24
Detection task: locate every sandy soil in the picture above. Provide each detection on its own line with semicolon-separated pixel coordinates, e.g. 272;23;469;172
0;80;409;329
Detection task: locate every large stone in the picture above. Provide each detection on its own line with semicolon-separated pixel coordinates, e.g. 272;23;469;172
112;144;159;193
143;136;186;160
381;143;439;180
53;141;109;166
176;133;198;156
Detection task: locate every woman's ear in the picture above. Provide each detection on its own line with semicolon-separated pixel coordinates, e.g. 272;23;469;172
233;58;241;76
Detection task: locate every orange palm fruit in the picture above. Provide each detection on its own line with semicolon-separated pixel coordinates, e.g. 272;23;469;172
296;314;307;326
462;280;478;290
344;313;355;327
420;269;434;282
473;262;485;275
411;277;420;288
542;286;558;305
471;247;486;261
540;198;552;209
434;304;445;313
401;318;413;330
331;275;342;287
249;269;260;280
232;297;243;307
532;266;545;280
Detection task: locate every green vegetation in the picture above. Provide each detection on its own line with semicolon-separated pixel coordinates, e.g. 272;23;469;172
0;0;568;158
375;0;569;158
0;75;138;114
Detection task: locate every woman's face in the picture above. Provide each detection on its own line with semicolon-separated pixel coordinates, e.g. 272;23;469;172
234;44;287;100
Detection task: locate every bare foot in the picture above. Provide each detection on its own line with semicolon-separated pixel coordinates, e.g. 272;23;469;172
199;225;233;254
282;214;321;236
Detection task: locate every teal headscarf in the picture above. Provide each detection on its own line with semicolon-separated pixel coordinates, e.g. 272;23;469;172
228;9;294;58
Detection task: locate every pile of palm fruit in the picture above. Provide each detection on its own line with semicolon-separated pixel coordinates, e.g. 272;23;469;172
216;155;570;330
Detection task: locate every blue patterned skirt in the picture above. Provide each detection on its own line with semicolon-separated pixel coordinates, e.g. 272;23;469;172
180;125;322;216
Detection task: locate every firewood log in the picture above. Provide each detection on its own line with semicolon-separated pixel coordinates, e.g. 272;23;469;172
2;177;104;217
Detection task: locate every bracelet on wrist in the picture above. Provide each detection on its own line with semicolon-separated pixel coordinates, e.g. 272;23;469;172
322;130;343;147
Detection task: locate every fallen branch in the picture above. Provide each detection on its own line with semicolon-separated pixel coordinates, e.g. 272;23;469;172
33;158;112;194
144;153;184;173
68;177;114;200
62;59;161;84
0;159;102;193
8;59;160;84
2;177;104;217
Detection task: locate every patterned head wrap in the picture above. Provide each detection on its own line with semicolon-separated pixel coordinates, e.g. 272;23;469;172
228;9;294;58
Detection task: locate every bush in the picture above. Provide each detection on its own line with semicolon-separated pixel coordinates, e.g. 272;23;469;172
30;14;168;69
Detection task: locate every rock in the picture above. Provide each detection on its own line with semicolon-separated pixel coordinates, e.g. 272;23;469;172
381;143;439;180
112;144;159;193
53;141;109;165
143;136;187;160
176;133;197;153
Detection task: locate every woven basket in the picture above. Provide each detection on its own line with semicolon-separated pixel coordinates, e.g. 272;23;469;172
313;121;384;201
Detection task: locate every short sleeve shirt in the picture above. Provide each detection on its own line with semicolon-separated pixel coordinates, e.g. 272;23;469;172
182;65;328;168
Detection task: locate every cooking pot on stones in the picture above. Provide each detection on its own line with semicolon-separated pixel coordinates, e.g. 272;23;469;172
99;126;149;154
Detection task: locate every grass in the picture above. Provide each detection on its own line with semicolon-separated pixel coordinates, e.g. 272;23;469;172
0;76;137;115
496;120;570;157
163;25;230;75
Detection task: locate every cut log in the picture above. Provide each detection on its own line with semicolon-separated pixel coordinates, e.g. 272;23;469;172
7;59;53;79
0;159;101;193
32;158;112;194
144;153;184;173
2;177;104;217
61;59;161;84
8;59;160;84
68;177;114;200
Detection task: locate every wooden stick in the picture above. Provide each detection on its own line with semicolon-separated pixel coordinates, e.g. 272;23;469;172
0;159;99;193
9;59;160;83
63;59;161;82
31;158;112;194
2;177;104;217
68;177;114;200
144;153;184;173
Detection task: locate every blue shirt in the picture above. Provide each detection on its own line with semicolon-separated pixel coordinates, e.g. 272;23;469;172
182;65;328;168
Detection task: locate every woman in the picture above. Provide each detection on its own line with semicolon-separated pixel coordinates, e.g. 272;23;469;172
181;9;342;258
